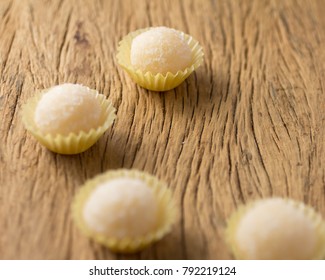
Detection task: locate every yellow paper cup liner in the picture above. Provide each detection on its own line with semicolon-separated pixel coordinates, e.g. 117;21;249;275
225;198;325;260
72;169;177;253
117;27;204;91
21;88;116;155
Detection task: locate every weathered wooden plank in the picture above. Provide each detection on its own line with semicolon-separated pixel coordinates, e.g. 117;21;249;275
0;0;324;259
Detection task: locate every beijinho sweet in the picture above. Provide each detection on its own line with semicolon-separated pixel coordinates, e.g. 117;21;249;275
72;169;177;252
83;178;158;239
227;198;325;260
34;83;102;135
130;27;192;75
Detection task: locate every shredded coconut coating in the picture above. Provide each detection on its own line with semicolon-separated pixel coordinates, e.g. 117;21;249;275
34;83;101;135
83;178;158;239
235;198;317;259
130;27;192;75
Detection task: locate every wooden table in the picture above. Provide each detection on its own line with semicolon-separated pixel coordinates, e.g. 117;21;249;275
0;0;324;260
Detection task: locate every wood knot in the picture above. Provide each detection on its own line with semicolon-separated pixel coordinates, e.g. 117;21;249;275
74;22;89;46
241;150;252;165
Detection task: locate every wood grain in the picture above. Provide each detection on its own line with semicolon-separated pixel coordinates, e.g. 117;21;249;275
0;0;324;259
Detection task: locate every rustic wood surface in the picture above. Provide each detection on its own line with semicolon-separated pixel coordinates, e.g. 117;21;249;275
0;0;324;260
